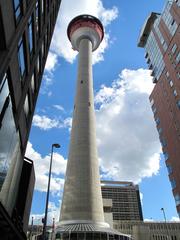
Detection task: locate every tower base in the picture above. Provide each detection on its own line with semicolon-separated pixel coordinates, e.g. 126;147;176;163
55;222;132;240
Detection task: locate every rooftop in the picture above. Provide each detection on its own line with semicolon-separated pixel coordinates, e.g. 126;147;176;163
138;12;160;47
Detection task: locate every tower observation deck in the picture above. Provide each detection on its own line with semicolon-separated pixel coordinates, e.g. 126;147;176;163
56;15;132;240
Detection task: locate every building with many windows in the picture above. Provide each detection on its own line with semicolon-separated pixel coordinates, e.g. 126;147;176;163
101;182;180;240
138;0;180;218
101;181;143;222
0;0;61;238
113;220;180;240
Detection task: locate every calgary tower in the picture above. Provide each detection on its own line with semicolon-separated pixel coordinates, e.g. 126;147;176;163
56;15;132;240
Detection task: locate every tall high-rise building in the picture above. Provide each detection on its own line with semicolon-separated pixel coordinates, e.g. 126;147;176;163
138;0;180;217
101;181;143;222
0;0;61;238
56;15;132;240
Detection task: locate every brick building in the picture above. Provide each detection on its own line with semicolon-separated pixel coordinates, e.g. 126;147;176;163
138;0;180;217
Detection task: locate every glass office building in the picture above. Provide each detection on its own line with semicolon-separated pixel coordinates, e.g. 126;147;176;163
0;0;61;238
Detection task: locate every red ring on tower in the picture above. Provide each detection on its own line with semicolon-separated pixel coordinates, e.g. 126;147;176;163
67;15;104;51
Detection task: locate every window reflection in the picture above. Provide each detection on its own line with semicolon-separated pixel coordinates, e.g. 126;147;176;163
24;93;30;117
28;16;33;54
0;73;20;191
145;31;165;81
13;0;21;22
36;1;39;37
18;37;26;78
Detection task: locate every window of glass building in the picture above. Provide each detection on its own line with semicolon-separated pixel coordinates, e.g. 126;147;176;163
177;72;180;80
154;17;167;52
170;179;176;189
162;2;178;36
175;52;180;64
163;152;169;161
41;0;44;14
166;165;172;175
173;89;177;97
160;138;167;147
177;100;180;109
31;72;35;93
145;31;165;81
24;93;30;117
158;128;162;134
0;73;20;192
152;106;157;114
41;40;44;59
35;1;39;37
13;0;22;22
169;80;173;87
171;44;177;54
155;117;160;125
36;54;40;74
150;98;154;106
18;37;26;78
28;16;33;54
175;194;180;206
0;74;9;114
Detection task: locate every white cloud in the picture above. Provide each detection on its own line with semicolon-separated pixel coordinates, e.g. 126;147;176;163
33;115;59;130
45;51;58;72
171;216;180;222
25;142;66;193
144;218;155;222
32;115;72;131
95;68;161;183
51;0;118;64
53;105;65;112
30;201;61;225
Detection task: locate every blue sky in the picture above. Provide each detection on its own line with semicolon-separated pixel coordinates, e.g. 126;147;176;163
26;0;179;225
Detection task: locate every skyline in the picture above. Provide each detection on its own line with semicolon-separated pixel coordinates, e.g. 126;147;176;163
26;0;179;225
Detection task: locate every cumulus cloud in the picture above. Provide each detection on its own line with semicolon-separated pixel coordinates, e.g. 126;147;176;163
45;51;58;72
171;216;180;222
33;68;161;184
33;115;59;130
95;68;161;183
32;115;72;131
30;201;61;225
50;0;118;64
26;142;66;193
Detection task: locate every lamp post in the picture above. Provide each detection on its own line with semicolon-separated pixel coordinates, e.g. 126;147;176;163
42;143;60;240
161;207;170;240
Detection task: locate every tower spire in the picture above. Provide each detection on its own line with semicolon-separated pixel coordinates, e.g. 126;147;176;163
60;14;105;225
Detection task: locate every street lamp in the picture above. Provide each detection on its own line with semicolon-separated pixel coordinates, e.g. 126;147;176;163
42;143;60;240
161;207;167;222
161;207;170;239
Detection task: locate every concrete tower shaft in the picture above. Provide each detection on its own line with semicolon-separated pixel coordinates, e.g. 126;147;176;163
60;15;106;226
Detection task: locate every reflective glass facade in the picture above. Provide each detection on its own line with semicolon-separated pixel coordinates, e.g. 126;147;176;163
18;37;26;78
13;0;21;22
0;73;20;191
0;0;62;237
162;1;178;36
154;16;167;51
145;31;165;80
28;16;33;53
